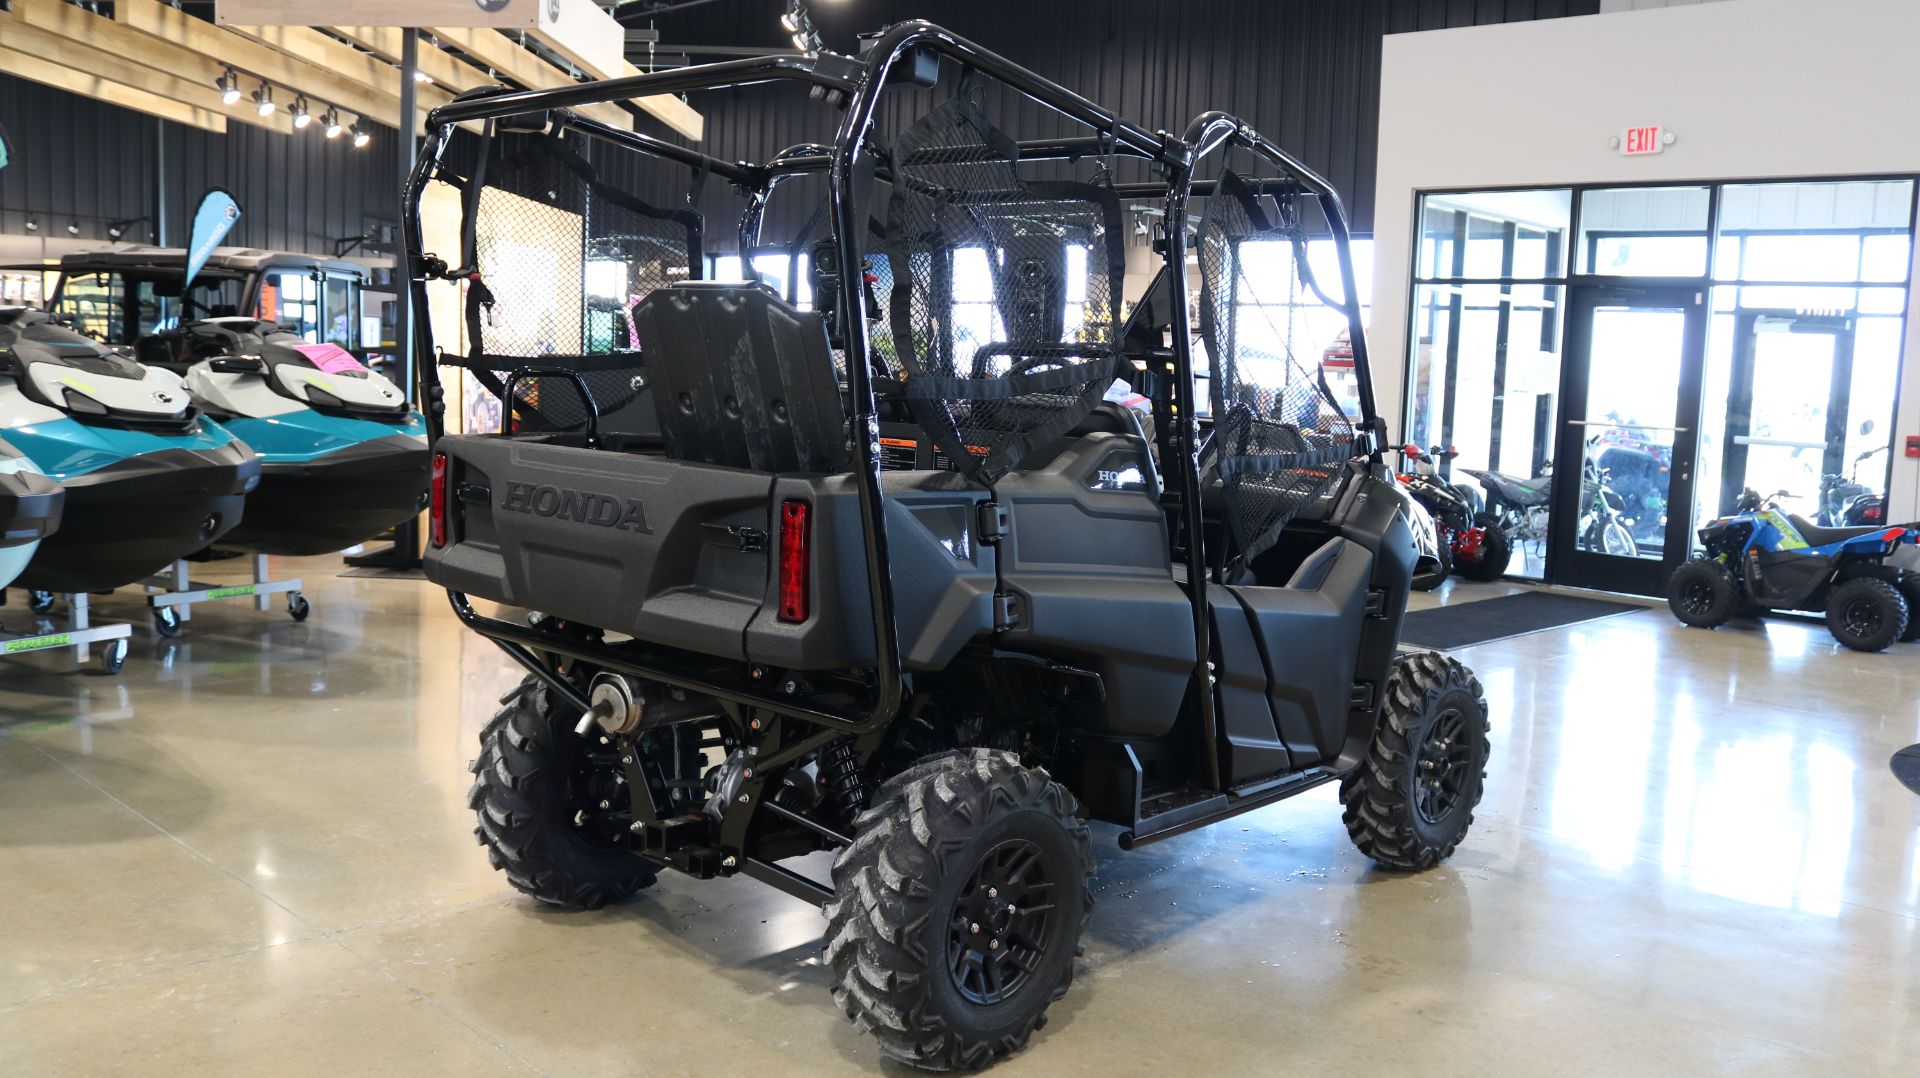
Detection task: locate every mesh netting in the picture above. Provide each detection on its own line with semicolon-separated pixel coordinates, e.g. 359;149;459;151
881;93;1123;484
463;136;700;435
1197;170;1357;563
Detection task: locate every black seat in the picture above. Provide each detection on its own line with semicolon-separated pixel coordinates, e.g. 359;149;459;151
1788;514;1891;547
632;282;850;473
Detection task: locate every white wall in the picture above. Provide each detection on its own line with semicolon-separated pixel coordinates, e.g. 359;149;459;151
1599;0;1734;11
1372;0;1920;520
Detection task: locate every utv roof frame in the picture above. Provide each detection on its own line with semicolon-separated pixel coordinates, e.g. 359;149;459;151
403;21;1381;877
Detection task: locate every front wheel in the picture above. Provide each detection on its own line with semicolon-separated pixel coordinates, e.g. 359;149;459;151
1342;653;1490;871
1825;577;1909;653
1666;559;1736;629
1455;514;1512;582
467;675;661;908
825;749;1093;1071
1601;520;1638;558
1413;541;1453;592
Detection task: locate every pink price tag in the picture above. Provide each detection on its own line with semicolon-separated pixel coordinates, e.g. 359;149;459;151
291;343;368;375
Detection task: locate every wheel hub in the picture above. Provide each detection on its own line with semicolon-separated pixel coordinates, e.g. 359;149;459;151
1681;579;1715;615
1844;598;1883;637
1413;707;1473;826
947;838;1055;1005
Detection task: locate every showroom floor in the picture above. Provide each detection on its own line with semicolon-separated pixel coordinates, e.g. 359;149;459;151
2;558;1917;1076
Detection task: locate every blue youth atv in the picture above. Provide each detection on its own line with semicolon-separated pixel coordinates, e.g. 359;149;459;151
1667;488;1920;652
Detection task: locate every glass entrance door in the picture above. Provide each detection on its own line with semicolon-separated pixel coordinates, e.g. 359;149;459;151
1552;284;1706;594
1714;312;1857;520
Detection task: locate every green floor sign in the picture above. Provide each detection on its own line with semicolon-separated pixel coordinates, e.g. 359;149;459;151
5;634;71;654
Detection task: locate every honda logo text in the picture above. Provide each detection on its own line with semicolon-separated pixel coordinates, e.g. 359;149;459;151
500;482;650;533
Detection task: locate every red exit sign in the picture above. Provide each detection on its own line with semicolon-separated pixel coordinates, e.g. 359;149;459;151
1620;125;1669;156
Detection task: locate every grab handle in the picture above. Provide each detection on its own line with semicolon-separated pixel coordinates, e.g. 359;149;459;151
502;366;601;448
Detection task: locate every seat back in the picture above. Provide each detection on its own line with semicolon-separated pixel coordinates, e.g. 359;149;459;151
632;282;849;473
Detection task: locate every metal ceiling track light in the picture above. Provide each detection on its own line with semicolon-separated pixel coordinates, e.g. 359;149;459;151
214;65;240;105
779;0;824;55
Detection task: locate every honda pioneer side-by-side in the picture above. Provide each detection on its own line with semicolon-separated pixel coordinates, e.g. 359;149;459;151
405;22;1490;1070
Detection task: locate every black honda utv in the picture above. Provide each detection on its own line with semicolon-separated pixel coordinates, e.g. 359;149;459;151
405;21;1488;1071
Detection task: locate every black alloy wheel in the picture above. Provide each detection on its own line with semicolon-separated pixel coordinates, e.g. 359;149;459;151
948;838;1058;1006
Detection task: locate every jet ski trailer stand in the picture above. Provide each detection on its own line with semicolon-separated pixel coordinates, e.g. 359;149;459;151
2;590;133;674
141;555;309;637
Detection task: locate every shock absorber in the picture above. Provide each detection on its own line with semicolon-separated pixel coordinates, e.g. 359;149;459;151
820;736;867;829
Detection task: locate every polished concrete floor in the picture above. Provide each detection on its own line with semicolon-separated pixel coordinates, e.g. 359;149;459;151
2;557;1918;1076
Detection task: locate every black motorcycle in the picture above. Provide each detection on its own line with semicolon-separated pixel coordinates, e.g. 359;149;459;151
1817;421;1889;528
1458;439;1638;578
1398;445;1507;588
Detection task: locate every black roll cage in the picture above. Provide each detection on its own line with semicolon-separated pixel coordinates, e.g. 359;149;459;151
402;22;1380;800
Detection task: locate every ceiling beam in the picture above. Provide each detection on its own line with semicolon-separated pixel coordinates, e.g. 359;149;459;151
0;44;228;133
222;23;457;132
425;26;633;132
114;0;405;131
328;25;501;96
8;0;295;133
0;18;296;134
430;26;701;139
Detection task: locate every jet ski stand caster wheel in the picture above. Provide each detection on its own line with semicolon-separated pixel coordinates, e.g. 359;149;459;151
152;606;183;638
28;591;55;614
287;593;311;622
99;638;129;675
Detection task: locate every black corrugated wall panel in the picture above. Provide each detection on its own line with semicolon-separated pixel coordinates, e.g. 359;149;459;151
622;0;1600;236
2;0;1595;251
0;72;397;255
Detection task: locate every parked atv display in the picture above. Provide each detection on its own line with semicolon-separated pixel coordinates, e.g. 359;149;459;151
405;23;1490;1071
1667;488;1920;652
1398;444;1503;588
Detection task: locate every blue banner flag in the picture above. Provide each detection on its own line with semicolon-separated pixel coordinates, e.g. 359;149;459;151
184;188;242;289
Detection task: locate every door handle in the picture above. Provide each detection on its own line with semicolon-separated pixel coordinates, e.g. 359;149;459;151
1732;436;1826;449
1567;420;1690;433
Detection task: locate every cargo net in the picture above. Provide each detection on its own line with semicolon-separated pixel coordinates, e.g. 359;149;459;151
1197;170;1358;563
462;136;700;435
882;93;1123;485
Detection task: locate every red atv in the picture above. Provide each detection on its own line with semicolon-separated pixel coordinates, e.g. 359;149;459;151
1397;445;1509;587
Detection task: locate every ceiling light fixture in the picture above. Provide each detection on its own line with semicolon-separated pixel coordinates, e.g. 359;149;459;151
413;70;433;84
350;122;370;148
290;95;311;129
24;216;38;233
780;0;823;54
321;108;342;139
66;220;80;236
216;65;241;105
252;81;275;117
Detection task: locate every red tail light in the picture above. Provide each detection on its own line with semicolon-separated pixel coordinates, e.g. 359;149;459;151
1863;504;1884;522
778;499;811;623
429;451;448;548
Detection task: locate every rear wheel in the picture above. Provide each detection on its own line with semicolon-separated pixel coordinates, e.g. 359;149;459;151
1666;559;1736;629
467;675;661;909
1825;577;1908;653
1342;653;1489;871
1898;582;1920;643
824;749;1092;1071
1455;514;1511;582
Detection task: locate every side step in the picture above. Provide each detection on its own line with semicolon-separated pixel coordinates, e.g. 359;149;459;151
1118;767;1340;850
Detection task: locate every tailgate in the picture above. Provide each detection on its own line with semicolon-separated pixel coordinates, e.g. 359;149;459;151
428;435;772;660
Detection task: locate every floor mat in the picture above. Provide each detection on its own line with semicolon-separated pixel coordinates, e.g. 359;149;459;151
1400;591;1647;650
1892;745;1920;796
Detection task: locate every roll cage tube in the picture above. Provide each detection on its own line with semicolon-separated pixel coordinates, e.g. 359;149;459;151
1179;111;1385;456
400;24;1194;738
